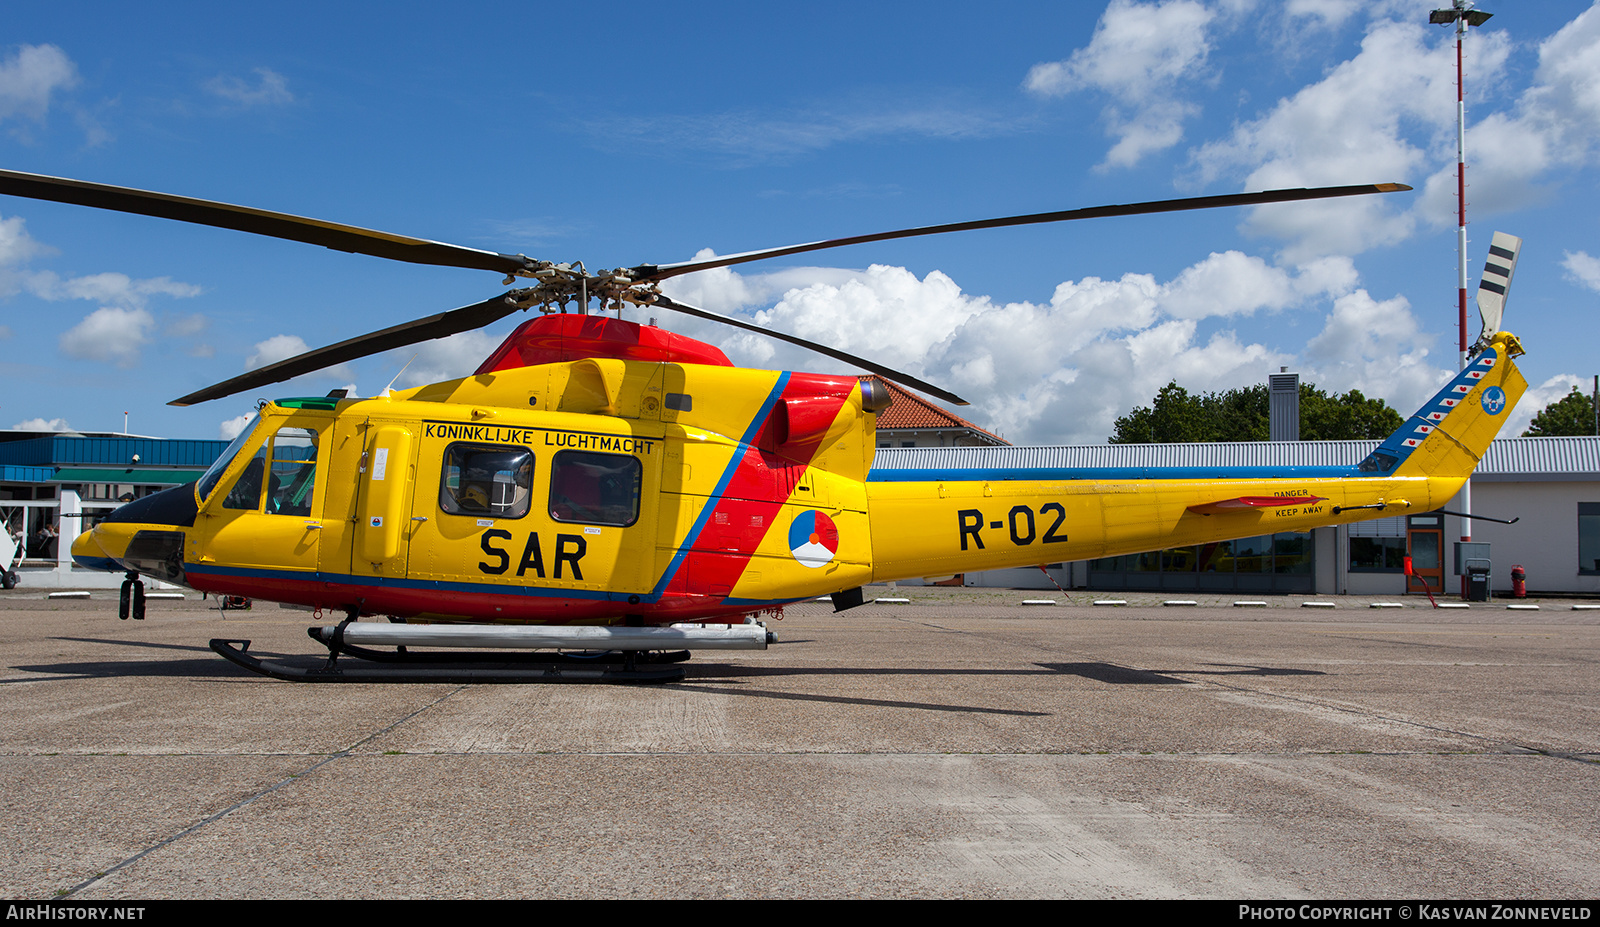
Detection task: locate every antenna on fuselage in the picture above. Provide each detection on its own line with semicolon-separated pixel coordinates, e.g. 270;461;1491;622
381;353;418;396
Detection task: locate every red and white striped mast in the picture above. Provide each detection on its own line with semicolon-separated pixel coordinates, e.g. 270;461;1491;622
1430;1;1493;570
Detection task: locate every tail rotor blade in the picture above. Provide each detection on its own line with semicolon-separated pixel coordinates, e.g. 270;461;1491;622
1476;231;1522;340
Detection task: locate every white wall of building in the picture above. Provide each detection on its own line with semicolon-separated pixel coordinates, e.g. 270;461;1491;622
1449;480;1600;595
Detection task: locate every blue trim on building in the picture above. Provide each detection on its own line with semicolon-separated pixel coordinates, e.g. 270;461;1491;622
0;464;58;483
0;435;231;468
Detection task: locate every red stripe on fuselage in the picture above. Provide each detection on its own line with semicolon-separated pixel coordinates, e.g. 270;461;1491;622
661;373;854;599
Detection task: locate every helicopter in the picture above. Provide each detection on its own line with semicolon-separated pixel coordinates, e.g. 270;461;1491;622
0;169;1528;683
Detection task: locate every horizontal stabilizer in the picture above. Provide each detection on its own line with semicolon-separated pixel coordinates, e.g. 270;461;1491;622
1188;494;1326;515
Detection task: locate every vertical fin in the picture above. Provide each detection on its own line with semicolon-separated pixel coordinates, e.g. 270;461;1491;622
1353;332;1526;479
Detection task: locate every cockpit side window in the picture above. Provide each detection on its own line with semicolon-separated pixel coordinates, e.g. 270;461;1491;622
222;448;267;511
216;424;322;514
198;413;262;502
440;444;534;519
265;428;319;516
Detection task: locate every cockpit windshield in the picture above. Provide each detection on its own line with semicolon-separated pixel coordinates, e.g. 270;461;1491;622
197;414;263;502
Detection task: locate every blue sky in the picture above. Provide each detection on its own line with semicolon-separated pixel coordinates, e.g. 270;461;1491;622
0;0;1596;444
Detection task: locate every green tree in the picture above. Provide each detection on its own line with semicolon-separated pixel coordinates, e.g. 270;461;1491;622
1522;386;1598;436
1108;382;1211;443
1111;381;1403;443
1302;386;1404;440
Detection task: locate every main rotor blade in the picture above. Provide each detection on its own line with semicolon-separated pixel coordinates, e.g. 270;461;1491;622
641;183;1412;281
0;168;532;276
650;294;968;406
170;293;524;406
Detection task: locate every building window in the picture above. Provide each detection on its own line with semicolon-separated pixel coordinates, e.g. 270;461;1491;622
1580;503;1600;575
1087;532;1312;592
1350;515;1407;572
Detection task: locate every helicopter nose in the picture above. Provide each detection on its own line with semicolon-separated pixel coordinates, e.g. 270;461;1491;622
70;526;122;573
96;482;200;530
72;482;199;584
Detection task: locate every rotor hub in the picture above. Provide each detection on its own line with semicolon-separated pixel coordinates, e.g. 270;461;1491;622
505;261;662;315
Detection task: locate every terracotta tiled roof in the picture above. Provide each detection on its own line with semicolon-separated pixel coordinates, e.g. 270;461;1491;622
862;378;1007;444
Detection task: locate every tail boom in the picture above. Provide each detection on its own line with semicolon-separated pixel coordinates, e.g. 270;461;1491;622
865;333;1527;583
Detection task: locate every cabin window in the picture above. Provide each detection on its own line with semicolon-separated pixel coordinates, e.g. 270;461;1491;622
440;445;534;519
549;451;641;527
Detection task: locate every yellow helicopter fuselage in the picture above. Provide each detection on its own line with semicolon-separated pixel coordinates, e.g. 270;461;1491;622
73;318;1528;624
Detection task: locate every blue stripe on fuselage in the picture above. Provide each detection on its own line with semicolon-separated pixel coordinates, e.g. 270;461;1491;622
866;465;1362;483
648;372;792;596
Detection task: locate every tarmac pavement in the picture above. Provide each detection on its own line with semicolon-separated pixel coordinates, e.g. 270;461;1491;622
1;586;1597;899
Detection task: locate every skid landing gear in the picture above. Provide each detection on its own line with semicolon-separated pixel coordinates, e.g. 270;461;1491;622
209;620;767;684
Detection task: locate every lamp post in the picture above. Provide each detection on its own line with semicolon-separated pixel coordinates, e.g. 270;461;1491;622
1430;0;1492;585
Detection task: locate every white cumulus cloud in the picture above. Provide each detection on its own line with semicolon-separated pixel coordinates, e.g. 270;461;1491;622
1025;0;1216;169
218;414;254;441
204;68;293;106
389;329;506;388
0;44;77;124
244;334;354;387
12;417;73;432
1300;289;1449;413
662;246;1408;445
1563;250;1600;292
58;307;154;367
0;213;54;300
1509;373;1590;438
246;334;311;371
28;271;201;308
1192;18;1490;261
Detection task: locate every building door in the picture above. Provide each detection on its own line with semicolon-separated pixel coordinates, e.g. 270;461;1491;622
1407;514;1444;595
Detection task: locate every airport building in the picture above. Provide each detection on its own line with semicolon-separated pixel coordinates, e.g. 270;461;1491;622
0;428;230;587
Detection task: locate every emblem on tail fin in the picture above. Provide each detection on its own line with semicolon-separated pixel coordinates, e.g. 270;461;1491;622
1481;386;1506;415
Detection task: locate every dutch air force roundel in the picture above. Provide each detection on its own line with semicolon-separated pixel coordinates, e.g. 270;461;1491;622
788;510;839;568
1481;386;1507;415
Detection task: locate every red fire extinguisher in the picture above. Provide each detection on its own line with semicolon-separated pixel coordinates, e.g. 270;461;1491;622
1511;565;1526;599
